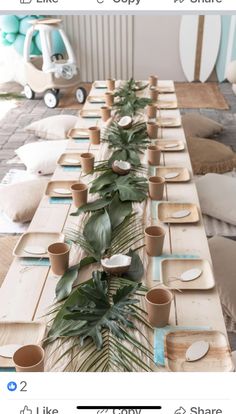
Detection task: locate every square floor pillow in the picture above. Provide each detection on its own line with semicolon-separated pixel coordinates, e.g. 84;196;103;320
15;140;68;175
182;113;223;138
187;137;236;175
209;236;236;324
0;178;49;223
196;173;236;225
25;115;78;140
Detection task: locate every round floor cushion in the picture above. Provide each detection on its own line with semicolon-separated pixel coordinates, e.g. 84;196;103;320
182;113;223;138
0;236;19;287
187;137;236;174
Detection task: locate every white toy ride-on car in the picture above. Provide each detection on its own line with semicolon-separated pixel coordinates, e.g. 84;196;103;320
23;18;86;109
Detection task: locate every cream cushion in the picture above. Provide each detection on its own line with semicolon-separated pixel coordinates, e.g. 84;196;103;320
15;140;67;175
196;173;236;225
0;178;49;223
182;113;223;138
187;137;236;175
25;115;78;140
209;236;236;323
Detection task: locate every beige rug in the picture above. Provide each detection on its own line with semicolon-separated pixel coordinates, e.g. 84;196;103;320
175;82;229;110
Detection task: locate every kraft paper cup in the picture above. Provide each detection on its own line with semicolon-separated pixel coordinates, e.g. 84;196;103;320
89;126;101;145
147;145;161;166
149;75;158;87
48;242;70;276
101;106;112;122
13;344;45;372
107;78;116;91
147;121;158;139
147;104;157;119
80;153;95;173
149;88;159;102
145;226;165;257
105;92;114;106
71;182;88;208
149;176;165;201
145;288;173;328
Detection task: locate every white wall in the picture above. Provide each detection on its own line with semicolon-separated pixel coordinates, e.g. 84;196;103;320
133;16;186;81
59;15;187;81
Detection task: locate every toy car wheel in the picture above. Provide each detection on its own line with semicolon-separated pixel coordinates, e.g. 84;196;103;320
44;90;59;109
24;85;35;100
76;87;87;104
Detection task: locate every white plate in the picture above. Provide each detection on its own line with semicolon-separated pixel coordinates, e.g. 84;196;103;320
180;268;202;282
23;245;47;255
186;341;210;362
0;344;22;358
164;172;180;179
64;158;80;165
164;143;179;149
171;209;191;219
53;188;72;195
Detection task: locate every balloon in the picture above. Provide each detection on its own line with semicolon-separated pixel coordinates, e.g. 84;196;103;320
51;30;66;55
19;16;36;36
5;33;17;44
35;32;42;52
15;15;27;20
32;40;42;56
1;15;19;34
2;38;11;47
13;34;33;55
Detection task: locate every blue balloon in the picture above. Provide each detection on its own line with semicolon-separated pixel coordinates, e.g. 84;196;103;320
5;33;17;44
19;16;35;36
51;30;66;55
1;15;19;34
13;34;34;56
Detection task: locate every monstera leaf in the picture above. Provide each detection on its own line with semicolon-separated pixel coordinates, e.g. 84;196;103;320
83;210;112;258
64;272;141;350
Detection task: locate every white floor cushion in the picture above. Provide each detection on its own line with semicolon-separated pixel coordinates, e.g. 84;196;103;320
196;173;236;226
209;236;236;324
25;115;78;140
15;140;68;175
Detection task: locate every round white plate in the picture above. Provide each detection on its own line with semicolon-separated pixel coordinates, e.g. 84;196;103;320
53;188;72;195
0;344;22;358
164;172;180;179
24;245;47;255
64;158;80;165
180;268;202;282
186;341;210;362
171;209;191;219
164;143;179;149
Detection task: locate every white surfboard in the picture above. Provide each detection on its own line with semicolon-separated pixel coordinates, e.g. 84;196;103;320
180;15;221;83
216;15;236;82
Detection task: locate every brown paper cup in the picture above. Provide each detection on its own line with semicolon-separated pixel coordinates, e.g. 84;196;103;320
80;153;95;174
101;106;112;122
147;145;161;166
149;176;165;201
105;92;114;106
13;344;45;372
48;242;70;276
149;88;159;102
147;122;158;139
89;126;101;145
147;104;157;119
107;78;116;91
145;288;173;328
71;182;88;208
145;226;165;257
149;75;158;87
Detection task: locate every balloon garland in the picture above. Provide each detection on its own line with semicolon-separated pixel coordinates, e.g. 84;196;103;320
0;15;66;56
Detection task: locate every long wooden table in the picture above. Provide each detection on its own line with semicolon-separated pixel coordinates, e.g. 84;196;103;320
0;80;227;371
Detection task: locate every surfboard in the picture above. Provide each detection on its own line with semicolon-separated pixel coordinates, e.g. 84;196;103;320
180;15;221;83
216;15;236;82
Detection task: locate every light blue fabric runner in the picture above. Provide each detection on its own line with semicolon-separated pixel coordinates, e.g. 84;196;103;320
0;368;16;372
152;254;199;281
20;258;50;267
62;166;81;172
154;325;209;366
49;198;72;205
73;138;90;144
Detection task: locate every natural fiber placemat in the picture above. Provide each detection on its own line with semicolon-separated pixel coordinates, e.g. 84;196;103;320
175;82;229;110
